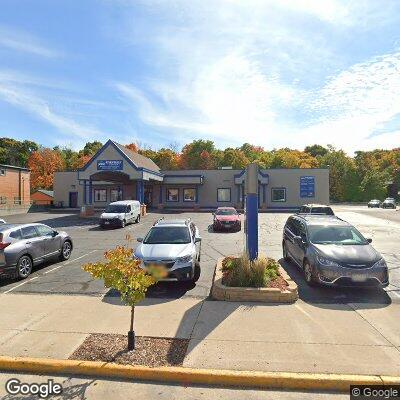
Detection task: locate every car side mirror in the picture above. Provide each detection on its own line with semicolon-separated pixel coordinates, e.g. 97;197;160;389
294;235;305;245
137;237;143;242
367;238;372;243
195;237;202;243
52;231;58;237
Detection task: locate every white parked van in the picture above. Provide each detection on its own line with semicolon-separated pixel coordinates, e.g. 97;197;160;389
99;200;141;228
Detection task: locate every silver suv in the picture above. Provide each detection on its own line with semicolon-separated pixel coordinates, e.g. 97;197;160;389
0;223;73;279
134;218;201;282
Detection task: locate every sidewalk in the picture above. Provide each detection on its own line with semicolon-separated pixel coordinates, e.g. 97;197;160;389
0;292;399;375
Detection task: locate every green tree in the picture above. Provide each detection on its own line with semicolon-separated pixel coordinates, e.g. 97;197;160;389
0;138;39;166
83;243;166;350
360;170;391;200
220;148;249;169
82;141;103;156
320;147;362;202
304;144;329;158
180;140;218;169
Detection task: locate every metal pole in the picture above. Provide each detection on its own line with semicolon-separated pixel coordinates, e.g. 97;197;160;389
245;163;259;261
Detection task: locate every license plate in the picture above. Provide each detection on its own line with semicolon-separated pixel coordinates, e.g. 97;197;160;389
352;274;367;282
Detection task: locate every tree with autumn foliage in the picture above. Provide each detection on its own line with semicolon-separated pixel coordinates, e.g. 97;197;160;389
28;148;65;190
83;239;166;350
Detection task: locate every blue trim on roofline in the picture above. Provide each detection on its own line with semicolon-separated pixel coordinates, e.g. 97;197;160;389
78;140;164;178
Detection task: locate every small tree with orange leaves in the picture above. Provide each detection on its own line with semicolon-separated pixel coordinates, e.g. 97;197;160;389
83;237;166;350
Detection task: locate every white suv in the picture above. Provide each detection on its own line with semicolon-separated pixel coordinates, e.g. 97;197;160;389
134;218;201;282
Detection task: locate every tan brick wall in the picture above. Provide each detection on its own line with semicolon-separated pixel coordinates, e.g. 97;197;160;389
0;167;30;205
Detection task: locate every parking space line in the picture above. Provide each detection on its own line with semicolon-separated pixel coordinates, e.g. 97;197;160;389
3;277;39;294
44;250;99;275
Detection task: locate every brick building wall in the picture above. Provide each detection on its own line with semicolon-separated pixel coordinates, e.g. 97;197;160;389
0;165;30;206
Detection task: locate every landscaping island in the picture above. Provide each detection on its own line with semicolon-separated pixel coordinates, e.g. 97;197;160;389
211;255;298;303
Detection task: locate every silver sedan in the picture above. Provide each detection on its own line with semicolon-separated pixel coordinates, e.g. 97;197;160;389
0;223;73;279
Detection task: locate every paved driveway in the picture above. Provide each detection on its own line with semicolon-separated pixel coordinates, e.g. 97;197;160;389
0;206;399;375
1;206;399;303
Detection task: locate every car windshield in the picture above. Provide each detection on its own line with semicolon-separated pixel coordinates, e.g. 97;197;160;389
105;205;127;213
215;209;237;216
308;225;368;245
143;226;191;244
311;207;334;215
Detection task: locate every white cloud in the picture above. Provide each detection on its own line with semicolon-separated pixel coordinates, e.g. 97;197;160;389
307;51;400;152
0;73;109;146
0;25;61;58
110;0;400;152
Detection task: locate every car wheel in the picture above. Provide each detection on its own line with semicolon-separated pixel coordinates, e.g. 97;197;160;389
303;261;317;287
59;240;72;261
121;219;126;228
283;242;290;262
17;255;32;280
135;214;141;223
191;262;201;283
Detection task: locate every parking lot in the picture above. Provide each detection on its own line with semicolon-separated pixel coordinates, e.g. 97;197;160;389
1;205;399;304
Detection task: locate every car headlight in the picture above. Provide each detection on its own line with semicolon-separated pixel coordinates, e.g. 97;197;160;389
316;255;341;268
177;255;193;263
373;258;387;268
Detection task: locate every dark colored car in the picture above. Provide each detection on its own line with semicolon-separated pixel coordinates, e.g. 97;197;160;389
213;207;241;232
0;223;73;279
298;204;334;216
282;215;389;288
367;199;381;208
381;198;396;209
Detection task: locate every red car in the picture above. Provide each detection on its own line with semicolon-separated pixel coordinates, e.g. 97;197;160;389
213;207;241;232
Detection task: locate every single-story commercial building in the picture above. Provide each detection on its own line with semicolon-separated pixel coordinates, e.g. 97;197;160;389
54;140;329;210
31;189;54;205
0;164;30;215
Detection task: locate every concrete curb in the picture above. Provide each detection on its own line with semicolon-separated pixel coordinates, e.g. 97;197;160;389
0;356;398;391
211;257;298;303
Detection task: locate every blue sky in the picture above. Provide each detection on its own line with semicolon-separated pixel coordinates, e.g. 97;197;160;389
1;0;400;153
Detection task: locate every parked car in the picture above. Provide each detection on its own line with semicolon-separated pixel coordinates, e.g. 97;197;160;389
0;223;73;279
0;219;5;224
381;198;396;209
298;204;334;216
282;215;389;288
99;200;141;228
367;199;381;208
213;207;241;232
134;218;201;282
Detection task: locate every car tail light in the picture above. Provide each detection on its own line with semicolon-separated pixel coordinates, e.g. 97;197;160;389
0;242;10;250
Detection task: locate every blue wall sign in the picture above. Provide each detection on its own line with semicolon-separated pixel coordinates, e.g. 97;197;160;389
300;176;315;198
97;160;123;171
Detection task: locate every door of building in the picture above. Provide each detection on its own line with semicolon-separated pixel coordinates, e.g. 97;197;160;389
144;187;153;207
69;192;78;208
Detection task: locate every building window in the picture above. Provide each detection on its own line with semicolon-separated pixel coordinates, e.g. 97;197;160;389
271;188;286;202
94;189;107;202
183;188;196;202
166;188;179;202
110;188;123;202
0;169;5;176
0;196;6;204
217;188;231;202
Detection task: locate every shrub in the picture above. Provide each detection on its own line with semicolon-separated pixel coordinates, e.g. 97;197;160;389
221;253;280;288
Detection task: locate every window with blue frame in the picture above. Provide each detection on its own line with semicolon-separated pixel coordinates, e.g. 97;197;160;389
94;189;107;202
271;187;286;202
166;188;179;202
217;188;231;202
183;188;196;202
